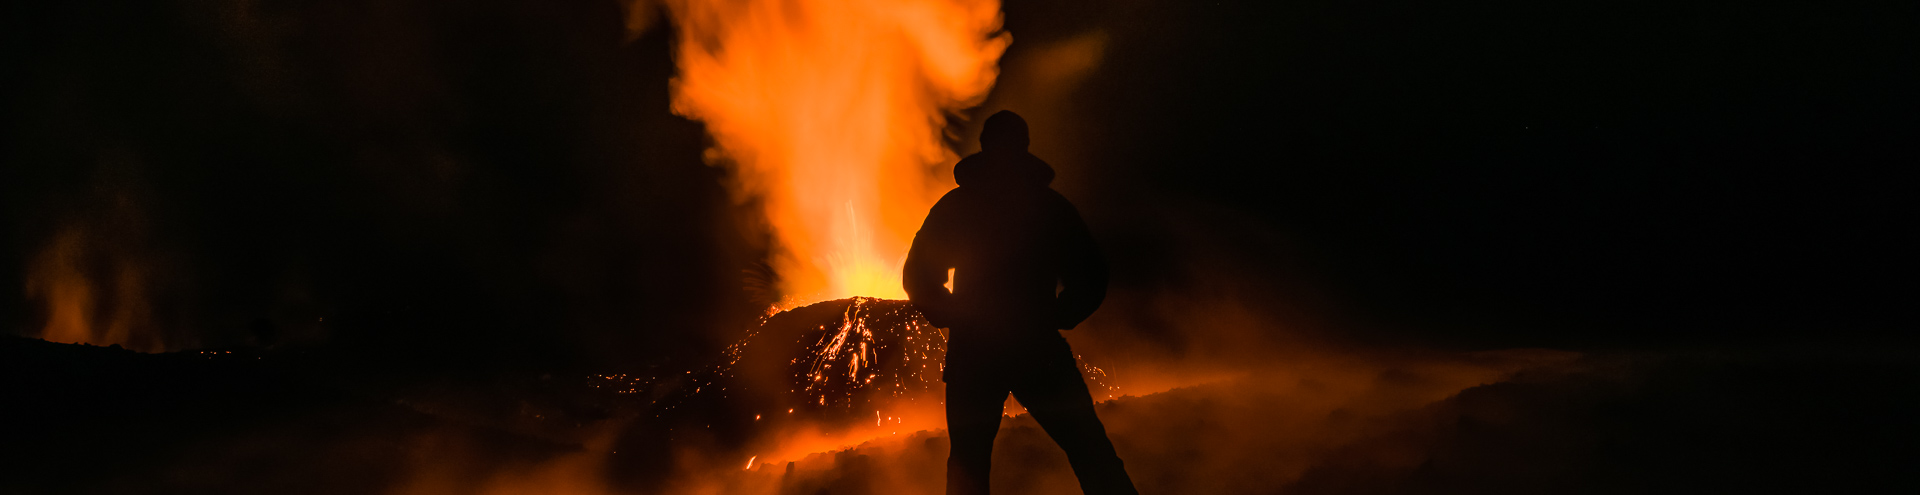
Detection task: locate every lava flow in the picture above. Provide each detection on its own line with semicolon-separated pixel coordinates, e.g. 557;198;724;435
661;297;1118;467
643;0;1030;478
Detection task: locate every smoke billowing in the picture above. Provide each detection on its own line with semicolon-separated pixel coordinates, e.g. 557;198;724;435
662;0;1009;303
3;0;1915;493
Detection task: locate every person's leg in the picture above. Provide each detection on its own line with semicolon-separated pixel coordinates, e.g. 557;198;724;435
1011;337;1139;495
945;366;1010;495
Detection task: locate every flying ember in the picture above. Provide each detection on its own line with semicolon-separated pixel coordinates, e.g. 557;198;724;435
712;297;1119;463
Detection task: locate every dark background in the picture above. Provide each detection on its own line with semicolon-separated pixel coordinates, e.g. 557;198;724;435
3;0;1914;370
1022;0;1916;350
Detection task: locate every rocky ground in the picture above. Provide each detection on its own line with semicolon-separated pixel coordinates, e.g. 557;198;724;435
4;333;1915;494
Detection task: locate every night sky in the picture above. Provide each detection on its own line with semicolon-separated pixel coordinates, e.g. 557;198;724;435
4;0;1914;365
4;1;1918;494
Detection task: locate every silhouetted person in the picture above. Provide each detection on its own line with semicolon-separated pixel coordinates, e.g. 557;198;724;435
904;111;1138;495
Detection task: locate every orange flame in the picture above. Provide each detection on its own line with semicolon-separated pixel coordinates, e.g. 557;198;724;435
664;0;1010;303
24;226;161;351
26;229;97;346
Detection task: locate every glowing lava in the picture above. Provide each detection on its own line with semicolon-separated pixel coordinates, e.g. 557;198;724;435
715;297;1116;464
663;0;1010;303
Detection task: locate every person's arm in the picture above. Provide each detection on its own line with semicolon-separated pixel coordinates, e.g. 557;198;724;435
904;195;960;328
1053;196;1108;330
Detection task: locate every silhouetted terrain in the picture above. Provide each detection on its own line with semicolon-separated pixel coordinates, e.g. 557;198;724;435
764;349;1920;494
8;335;1914;494
3;0;1914;492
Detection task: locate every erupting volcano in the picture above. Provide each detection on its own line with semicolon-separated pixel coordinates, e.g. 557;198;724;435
10;0;1910;493
653;0;1033;467
647;297;1119;468
663;0;1009;303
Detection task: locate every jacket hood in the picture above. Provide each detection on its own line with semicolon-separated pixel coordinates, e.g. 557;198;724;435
979;110;1031;153
953;149;1054;189
956;110;1053;188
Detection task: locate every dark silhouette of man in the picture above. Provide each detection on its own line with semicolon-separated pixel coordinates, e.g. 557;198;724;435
904;110;1139;495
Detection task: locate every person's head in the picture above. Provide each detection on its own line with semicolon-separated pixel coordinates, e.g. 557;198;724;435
978;110;1030;153
955;110;1053;189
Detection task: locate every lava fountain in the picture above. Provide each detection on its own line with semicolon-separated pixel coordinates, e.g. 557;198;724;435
716;297;1117;465
663;0;1010;302
655;0;1026;474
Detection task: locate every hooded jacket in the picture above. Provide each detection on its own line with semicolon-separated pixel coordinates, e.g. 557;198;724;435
902;112;1107;333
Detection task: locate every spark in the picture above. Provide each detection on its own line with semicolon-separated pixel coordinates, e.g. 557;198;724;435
601;297;1120;465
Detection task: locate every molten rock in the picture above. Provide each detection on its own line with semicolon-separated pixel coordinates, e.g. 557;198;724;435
727;297;946;431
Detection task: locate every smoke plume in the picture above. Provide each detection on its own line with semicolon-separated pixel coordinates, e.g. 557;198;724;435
662;0;1010;303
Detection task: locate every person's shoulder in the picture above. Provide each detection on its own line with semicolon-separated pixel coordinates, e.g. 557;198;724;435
934;183;979;201
951;152;989;187
1039;187;1076;207
927;185;982;214
1036;189;1088;223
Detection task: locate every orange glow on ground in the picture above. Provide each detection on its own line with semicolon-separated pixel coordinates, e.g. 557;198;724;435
750;400;949;466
